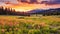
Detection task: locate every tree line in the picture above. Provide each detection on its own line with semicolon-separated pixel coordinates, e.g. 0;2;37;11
42;8;60;16
0;6;60;16
0;6;30;16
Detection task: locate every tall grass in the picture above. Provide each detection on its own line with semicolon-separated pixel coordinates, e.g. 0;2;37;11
0;15;60;34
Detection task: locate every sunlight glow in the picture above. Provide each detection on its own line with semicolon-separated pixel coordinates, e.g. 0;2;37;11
3;2;60;12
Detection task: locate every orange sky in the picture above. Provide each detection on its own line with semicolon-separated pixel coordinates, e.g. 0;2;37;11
3;2;60;12
0;0;60;12
4;3;45;12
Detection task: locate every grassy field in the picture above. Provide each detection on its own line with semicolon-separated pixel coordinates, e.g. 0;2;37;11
0;15;60;34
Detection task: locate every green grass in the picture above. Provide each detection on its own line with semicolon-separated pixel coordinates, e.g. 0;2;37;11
0;15;60;34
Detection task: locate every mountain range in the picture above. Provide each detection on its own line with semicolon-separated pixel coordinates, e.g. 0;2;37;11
27;8;60;16
0;7;60;16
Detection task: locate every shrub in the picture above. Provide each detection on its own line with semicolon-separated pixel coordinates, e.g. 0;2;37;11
28;29;41;34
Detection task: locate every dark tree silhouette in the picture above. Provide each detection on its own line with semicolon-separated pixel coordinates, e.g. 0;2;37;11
0;6;30;16
42;8;60;16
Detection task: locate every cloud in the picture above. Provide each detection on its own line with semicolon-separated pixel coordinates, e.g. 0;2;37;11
0;0;18;4
0;2;6;6
0;0;60;6
17;0;28;3
17;0;38;4
20;0;28;3
40;0;60;5
29;0;38;3
0;0;60;4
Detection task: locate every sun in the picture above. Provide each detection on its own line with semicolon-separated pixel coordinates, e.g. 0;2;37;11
15;9;32;12
14;6;35;12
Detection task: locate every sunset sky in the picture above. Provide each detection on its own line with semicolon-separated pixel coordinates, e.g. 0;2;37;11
0;0;60;12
